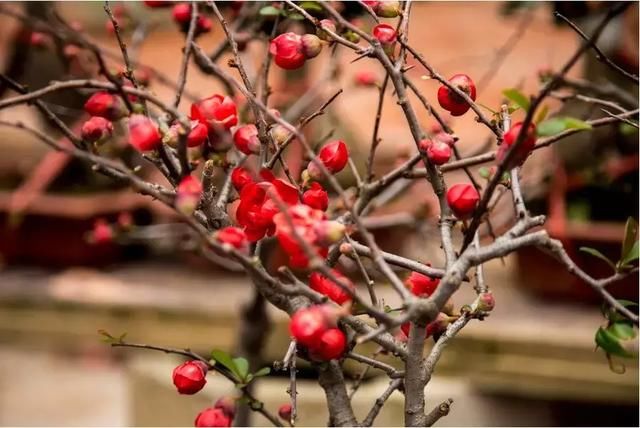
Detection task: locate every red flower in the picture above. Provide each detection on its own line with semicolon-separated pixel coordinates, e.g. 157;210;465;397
289;306;329;347
437;74;476;117
176;175;203;215
84;91;126;121
273;204;329;268
497;122;537;168
191;94;238;131
172;3;191;23
194;407;232;427
215;226;248;253
128;114;161;151
308;328;347;361
309;270;354;305
405;271;439;297
307;140;349;180
269;32;306;70
302;182;329;211
235;173;299;241
230;167;254;192
372;23;397;44
81;116;113;143
172;360;207;395
187;121;209;147
446;183;479;219
196;16;212;35
233;124;261;155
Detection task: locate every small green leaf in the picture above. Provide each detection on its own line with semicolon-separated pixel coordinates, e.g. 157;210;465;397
608;322;637;341
507;104;521;114
478;167;491;179
619;122;638;136
621;217;638;259
536;117;592;137
534;105;549;124
299;1;322;12
286;12;305;20
579;247;616;271
502;88;530;112
211;349;237;375
233;357;250;380
259;6;282;16
619;241;639;267
617;299;639;308
595;327;632;358
253;367;271;378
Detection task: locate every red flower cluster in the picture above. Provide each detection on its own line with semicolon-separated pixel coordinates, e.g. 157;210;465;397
437;74;477;116
289;305;347;361
497;122;537;169
172;360;208;395
235;171;299;241
309;270;355;305
269;32;323;70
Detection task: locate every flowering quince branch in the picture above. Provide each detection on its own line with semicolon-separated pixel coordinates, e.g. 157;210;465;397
1;2;638;427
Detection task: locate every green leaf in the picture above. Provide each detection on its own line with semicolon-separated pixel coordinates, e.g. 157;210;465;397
621;218;638;258
478;167;491;179
619;122;638;136
579;247;616;271
616;299;639;308
595;327;632;358
233;357;250;380
502;88;530;112
259;6;282;16
534;105;549;124
507;105;521;114
536;117;592;137
608;322;637;341
253;367;271;378
299;1;322;12
211;349;237;376
619;241;639;267
286;12;305;20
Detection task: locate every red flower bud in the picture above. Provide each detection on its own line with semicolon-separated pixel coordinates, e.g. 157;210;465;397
310;270;354;305
195;407;232;427
191;94;238;131
196;16;212;35
269;32;306;70
446;183;479;219
433;132;456;147
308;328;347;361
214;397;236;419
289;306;329;347
90;218;113;244
437;74;476;117
302;182;329;211
176;175;203;215
497;122;537;168
233;124;261;155
372;23;397;45
172;360;208;395
374;1;401;17
128;114;161;152
187;121;209;147
425;139;452;165
317;19;336;41
400;313;451;339
29;31;48;48
278;403;292;422
405;271;440;297
231;167;253;192
301;34;323;59
477;291;495;312
81;116;113;144
84;91;126;121
172;3;191;24
215;226;249;253
354;70;378;87
307;140;349;180
362;1;380;8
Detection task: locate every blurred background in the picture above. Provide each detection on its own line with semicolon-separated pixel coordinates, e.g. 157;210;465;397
0;1;638;426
